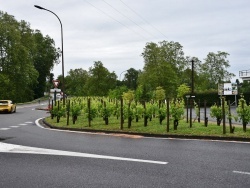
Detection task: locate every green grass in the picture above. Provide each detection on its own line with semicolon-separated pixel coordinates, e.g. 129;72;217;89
45;115;250;139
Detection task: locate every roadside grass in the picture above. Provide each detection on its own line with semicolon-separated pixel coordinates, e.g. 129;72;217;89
45;115;250;138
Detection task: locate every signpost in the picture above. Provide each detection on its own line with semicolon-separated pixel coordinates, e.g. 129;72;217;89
218;83;238;106
50;80;61;103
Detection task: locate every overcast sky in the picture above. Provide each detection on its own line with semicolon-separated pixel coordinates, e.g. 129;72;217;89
1;0;250;81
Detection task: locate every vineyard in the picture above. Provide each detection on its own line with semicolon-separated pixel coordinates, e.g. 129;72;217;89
44;96;250;137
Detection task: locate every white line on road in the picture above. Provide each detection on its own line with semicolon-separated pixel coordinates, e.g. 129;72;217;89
0;128;10;130
0;142;168;165
19;124;27;126
233;171;250;175
10;126;20;128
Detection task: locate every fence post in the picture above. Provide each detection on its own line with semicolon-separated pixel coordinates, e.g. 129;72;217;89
190;97;192;128
166;98;170;132
204;100;208;127
222;97;226;134
88;98;91;127
67;99;70;126
120;98;123;130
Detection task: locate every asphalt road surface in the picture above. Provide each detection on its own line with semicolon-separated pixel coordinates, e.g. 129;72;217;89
0;103;250;188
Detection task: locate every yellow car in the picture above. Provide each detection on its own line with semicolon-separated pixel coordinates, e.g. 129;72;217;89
0;100;16;113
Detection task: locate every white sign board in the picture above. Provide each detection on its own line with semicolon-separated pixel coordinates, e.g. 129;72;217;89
218;83;238;95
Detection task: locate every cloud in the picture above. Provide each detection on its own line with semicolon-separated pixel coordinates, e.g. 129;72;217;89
1;0;250;81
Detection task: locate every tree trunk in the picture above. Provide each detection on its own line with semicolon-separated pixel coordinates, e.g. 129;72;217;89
57;116;60;123
174;119;178;130
144;116;148;127
128;117;132;128
159;116;164;125
105;117;109;125
217;118;221;126
73;116;77;124
243;122;247;132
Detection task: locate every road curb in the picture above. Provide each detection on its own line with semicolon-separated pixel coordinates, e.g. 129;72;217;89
39;118;250;142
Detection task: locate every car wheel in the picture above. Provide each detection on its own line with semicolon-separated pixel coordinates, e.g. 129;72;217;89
13;107;16;113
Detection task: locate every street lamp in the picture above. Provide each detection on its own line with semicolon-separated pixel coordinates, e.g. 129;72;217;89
34;5;65;105
119;70;127;81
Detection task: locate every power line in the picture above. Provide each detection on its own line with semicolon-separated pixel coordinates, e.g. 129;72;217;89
102;0;156;38
119;0;168;39
84;0;149;40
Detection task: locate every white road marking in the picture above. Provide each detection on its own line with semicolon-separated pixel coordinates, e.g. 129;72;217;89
25;122;33;124
35;118;45;129
233;171;250;175
0;128;10;130
10;126;19;128
0;142;168;165
19;124;27;126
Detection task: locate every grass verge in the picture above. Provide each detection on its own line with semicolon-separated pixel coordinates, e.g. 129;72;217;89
44;115;250;139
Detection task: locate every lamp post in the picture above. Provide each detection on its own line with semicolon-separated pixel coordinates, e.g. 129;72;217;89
34;5;65;105
119;70;127;81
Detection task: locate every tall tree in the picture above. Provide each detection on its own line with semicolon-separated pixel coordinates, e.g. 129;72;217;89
65;68;89;96
123;68;140;90
201;51;235;89
0;11;59;102
0;11;38;102
139;41;184;97
32;30;60;98
85;61;117;96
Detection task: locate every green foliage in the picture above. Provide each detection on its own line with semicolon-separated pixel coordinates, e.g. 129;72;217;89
139;41;183;98
210;104;222;119
46;96;250;137
157;106;166;124
70;103;82;117
132;102;144;121
100;101;114;119
85;61;117;96
123;68;140;90
64;68;89;96
201;51;235;89
51;102;66;123
122;90;135;103
236;97;250;125
123;104;135;120
154;86;165;101
177;84;190;99
108;86;128;99
169;99;185;121
0;11;58;102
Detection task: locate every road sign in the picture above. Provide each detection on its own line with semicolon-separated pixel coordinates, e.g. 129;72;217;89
52;80;60;88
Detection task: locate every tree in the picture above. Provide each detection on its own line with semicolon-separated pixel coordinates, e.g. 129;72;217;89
85;61;117;96
0;11;59;102
201;51;235;89
32;30;60;98
123;68;140;90
0;11;38;102
139;41;188;98
108;86;128;99
176;84;190;99
64;68;89;96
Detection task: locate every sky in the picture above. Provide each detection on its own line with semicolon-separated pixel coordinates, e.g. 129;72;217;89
1;0;250;81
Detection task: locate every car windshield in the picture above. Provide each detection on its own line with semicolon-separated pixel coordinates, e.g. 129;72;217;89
0;101;8;104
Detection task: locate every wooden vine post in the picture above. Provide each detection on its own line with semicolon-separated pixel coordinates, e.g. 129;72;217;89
166;98;170;132
88;98;91;127
120;98;123;130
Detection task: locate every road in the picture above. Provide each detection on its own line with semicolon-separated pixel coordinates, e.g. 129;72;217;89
0;103;250;187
